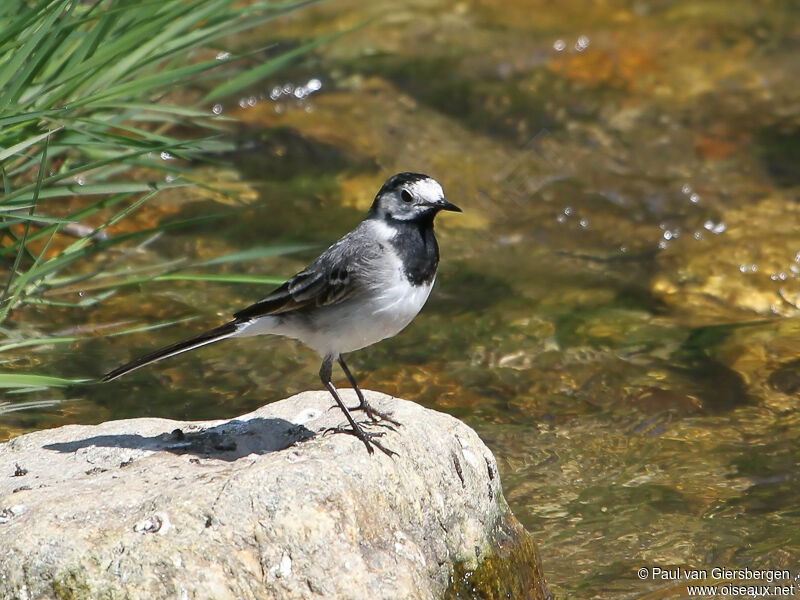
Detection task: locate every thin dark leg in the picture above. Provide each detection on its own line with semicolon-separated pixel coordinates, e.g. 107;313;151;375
320;356;395;457
338;356;400;427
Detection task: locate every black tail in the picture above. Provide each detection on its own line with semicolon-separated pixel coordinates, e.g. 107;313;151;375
101;321;240;382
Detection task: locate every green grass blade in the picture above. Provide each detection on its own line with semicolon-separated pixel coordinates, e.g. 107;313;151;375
0;127;60;163
0;373;87;388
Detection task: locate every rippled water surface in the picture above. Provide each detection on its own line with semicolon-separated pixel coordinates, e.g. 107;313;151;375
4;1;800;598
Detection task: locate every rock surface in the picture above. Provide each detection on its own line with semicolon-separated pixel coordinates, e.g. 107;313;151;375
0;391;549;600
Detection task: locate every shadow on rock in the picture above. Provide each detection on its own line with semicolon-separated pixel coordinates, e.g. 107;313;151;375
44;417;315;461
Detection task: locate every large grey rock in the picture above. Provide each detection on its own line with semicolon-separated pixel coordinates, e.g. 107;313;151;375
0;391;548;600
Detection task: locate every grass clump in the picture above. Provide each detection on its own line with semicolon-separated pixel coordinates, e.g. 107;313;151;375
0;0;335;393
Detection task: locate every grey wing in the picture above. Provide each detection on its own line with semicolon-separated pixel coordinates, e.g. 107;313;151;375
232;228;377;321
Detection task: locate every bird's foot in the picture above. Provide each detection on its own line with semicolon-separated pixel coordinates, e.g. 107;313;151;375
324;423;397;457
348;398;401;427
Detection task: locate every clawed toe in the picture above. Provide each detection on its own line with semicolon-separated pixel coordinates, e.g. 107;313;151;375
348;402;402;427
323;423;397;457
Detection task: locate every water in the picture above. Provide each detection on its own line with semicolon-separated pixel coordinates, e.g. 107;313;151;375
4;1;800;597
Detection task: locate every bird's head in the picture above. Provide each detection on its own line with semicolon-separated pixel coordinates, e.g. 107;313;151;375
369;172;461;222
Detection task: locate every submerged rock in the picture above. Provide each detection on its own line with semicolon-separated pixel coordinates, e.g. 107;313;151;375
0;391;549;600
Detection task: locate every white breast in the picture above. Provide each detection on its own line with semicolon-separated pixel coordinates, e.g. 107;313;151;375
304;260;433;357
235;218;435;358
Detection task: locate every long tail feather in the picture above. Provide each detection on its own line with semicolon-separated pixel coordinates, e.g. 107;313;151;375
101;321;240;382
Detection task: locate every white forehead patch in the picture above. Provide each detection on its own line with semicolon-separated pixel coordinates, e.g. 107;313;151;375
409;177;444;202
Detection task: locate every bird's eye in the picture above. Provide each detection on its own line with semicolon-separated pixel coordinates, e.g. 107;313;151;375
400;189;413;203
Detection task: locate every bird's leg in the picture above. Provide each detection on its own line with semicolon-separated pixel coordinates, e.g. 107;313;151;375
320;357;396;457
338;355;400;427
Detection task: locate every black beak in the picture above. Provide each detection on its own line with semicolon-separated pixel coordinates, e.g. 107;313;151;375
438;198;462;212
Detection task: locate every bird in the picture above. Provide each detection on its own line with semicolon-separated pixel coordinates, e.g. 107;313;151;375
102;172;461;456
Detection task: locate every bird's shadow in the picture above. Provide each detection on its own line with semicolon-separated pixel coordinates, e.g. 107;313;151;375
43;417;316;462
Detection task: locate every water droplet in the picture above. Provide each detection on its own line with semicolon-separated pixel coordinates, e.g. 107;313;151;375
553;39;566;52
563;206;573;216
211;104;223;115
306;78;322;92
160;151;173;161
216;51;231;61
575;35;590;51
579;218;589;228
238;98;248;108
689;193;700;204
682;184;692;195
270;86;282;101
247;96;256;107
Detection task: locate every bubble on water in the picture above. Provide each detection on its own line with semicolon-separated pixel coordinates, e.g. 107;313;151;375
575;35;590;51
693;231;703;240
682;184;692;195
563;206;573;216
703;220;726;234
579;218;589;228
689;193;700;204
553;39;566;52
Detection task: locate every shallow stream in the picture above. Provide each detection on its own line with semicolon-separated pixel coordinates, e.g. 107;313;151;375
3;1;800;597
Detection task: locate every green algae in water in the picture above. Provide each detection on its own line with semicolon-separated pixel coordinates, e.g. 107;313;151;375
446;517;551;600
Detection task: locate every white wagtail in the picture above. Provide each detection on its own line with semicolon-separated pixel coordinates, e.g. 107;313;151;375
102;172;461;455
